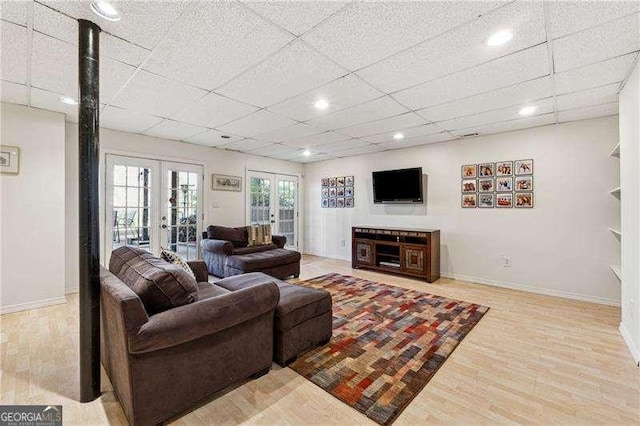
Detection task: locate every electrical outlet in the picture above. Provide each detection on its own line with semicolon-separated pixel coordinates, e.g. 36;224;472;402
503;256;512;267
340;239;346;247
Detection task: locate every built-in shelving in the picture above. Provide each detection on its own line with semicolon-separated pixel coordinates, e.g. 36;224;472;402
610;142;621;285
609;143;620;158
610;187;621;197
609;228;622;238
610;264;622;281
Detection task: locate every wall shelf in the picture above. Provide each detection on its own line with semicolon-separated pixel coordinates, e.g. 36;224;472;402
610;264;622;281
609;228;622;238
609;187;621;198
609;142;620;158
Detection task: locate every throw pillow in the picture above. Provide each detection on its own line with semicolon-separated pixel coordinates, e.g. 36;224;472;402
248;224;272;247
161;247;196;279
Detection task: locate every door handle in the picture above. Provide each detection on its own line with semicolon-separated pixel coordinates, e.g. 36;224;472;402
270;220;275;224
161;224;167;229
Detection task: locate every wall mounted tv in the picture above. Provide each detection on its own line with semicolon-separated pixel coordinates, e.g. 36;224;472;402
372;167;423;204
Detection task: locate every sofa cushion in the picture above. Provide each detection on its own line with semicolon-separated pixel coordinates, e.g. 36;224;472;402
233;243;278;255
161;248;195;279
196;282;231;300
109;246;198;315
225;249;301;272
248;224;272;247
207;225;248;248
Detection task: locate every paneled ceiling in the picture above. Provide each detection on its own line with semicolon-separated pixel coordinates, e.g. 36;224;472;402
1;1;638;163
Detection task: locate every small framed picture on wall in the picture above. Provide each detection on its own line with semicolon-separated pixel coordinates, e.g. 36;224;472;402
496;161;513;176
345;176;354;186
478;163;494;177
462;194;477;208
345;197;354;208
462;164;477;178
321;198;329;208
496;177;513;192
478;178;493;192
496;193;513;208
329;187;337;197
345;187;354;197
329;198;337;208
337;197;345;208
337;177;345;187
321;188;329;198
515;159;533;175
337;187;345;197
462;179;477;193
515;193;534;208
478;193;494;208
321;178;329;187
515;176;533;191
329;177;337;187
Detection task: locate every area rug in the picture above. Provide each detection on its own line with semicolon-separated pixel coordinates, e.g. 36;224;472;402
289;273;489;425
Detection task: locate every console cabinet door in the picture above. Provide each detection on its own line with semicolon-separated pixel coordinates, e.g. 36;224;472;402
354;239;374;266
401;245;426;275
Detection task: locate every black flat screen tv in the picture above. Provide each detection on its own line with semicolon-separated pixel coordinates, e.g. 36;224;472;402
372;167;423;204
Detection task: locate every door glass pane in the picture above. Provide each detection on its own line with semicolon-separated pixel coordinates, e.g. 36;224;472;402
111;165;152;252
278;180;296;247
166;169;199;260
250;177;271;225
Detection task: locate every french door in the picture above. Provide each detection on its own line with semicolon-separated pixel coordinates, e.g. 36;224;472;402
246;171;298;250
105;155;203;263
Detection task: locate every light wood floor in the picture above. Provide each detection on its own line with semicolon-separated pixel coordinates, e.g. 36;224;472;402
1;255;638;425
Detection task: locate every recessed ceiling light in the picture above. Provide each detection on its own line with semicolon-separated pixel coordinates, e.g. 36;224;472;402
518;106;537;116
60;97;78;105
393;132;404;140
314;99;329;110
486;30;513;47
90;1;121;22
303;150;311;157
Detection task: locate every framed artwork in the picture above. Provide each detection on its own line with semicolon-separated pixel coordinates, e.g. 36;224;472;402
337;197;345;208
515;176;533;191
461;179;477;193
337;176;345;187
478;193;494;208
478;178;493;192
496;161;513;176
329;187;337;197
212;174;242;191
0;145;19;175
345;197;354;208
496;193;513;208
321;198;329;208
462;164;477;178
478;163;494;177
515;193;533;208
345;187;354;197
329;198;337;208
321;188;329;198
345;176;354;186
496;177;513;192
462;194;477;208
321;178;329;187
329;177;337;187
336;187;345;197
515;159;533;175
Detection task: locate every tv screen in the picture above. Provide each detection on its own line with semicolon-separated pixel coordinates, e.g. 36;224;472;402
372;167;423;204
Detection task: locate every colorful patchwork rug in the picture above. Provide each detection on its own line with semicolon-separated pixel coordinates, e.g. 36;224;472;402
290;273;489;425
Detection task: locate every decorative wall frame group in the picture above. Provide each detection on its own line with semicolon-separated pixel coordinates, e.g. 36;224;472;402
460;159;534;208
321;175;354;208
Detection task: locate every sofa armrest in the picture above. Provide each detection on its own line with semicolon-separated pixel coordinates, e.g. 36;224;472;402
272;235;286;248
186;260;209;282
128;281;279;354
201;239;234;255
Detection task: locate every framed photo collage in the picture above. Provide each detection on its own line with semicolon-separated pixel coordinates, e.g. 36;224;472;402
461;159;534;209
321;175;354;208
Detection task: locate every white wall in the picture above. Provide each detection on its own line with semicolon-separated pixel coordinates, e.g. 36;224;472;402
64;123;304;293
619;61;640;364
303;116;621;306
0;104;66;313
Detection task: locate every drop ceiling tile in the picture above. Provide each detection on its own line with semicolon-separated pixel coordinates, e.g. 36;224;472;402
378;132;456;150
31;32;76;97
557;102;619;123
394;43;550;110
110;70;207;118
269;74;383;122
101;35;150;68
547;1;640;39
556;83;620;111
315;138;370;152
101;106;164;134
217;40;347;108
246;143;302;157
335;112;427;138
217;109;297;138
451;113;556;137
437;98;554;131
361;124;442;144
554;53;638;94
144;120;207;141
417;76;553;122
243;1;347;36
219;138;274;152
1;80;28;105
184;129;244;147
307;96;408;130
553;13;640;72
302;1;505;70
280;131;349;148
270;148;312;161
255;123;328;143
41;0;190;49
144;1;293;90
1;21;28;84
294;153;337;163
357;1;546;93
101;59;137;102
30;87;78;122
0;0;28;25
171;92;258;128
332;144;387;158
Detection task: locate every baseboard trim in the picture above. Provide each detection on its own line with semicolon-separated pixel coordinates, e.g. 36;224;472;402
0;296;66;315
619;322;640;366
65;286;79;295
441;271;620;307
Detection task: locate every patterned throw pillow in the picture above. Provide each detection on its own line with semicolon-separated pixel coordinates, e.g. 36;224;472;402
160;248;196;279
248;224;272;247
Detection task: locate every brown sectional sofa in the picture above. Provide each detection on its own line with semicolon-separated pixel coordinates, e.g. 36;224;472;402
201;225;301;279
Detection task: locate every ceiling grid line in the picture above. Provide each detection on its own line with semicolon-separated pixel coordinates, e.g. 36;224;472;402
542;1;559;124
25;0;34;106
